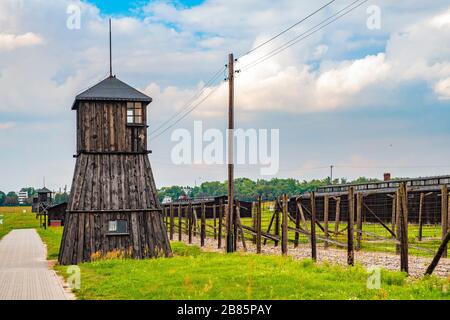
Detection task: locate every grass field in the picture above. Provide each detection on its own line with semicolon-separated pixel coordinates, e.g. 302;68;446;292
54;242;450;300
1;207;449;300
0;206;37;240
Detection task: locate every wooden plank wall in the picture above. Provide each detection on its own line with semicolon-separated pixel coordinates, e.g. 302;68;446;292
77;102;147;153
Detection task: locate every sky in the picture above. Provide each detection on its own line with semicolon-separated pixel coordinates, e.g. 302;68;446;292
1;0;450;192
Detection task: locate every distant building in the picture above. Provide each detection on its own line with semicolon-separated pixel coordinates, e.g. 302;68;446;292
18;191;28;205
162;196;173;205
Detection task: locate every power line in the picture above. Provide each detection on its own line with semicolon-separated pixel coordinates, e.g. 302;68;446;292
239;0;336;59
150;83;223;140
149;66;226;137
240;0;368;72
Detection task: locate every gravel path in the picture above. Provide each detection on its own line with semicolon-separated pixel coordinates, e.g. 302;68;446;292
171;232;450;278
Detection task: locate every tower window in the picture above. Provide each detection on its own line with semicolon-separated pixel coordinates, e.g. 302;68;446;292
107;220;129;235
127;102;143;124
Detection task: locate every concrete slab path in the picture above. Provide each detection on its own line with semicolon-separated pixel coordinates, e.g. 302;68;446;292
0;229;71;300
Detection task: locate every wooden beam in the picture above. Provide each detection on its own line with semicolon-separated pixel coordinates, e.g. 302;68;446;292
418;193;424;242
282;194;288;256
178;204;182;241
256;197;262;254
425;231;450;276
218;200;223;249
201;202;206;247
399;183;409;274
334;197;341;235
310;192;317;261
441;185;448;258
363;202;397;238
324;196;329;250
356;193;363;251
347;187;355;266
169;204;174;241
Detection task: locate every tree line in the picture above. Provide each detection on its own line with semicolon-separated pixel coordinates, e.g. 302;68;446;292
157;177;381;203
0;187;69;206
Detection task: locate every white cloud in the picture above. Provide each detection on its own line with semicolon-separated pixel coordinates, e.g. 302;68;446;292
0;32;43;51
435;77;450;100
0;122;15;130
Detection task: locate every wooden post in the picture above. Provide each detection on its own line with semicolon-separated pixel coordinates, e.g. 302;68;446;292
418;193;424;241
169;204;174;240
193;207;198;237
294;198;301;248
178;204;182;241
213;204;217;240
310;192;317;261
236;203;247;251
200;203;206;247
441;185;448;258
334;197;341;234
218;201;223;249
188;202;193;244
256;196;262;254
252;202;257;244
233;201;239;250
347;187;355;266
356;193;363;251
264;209;276;246
226;53;235;254
391;193;396;237
274;200;280;247
282;194;288;256
425;231;450;276
324;196;329;250
395;191;401;255
399;183;409;274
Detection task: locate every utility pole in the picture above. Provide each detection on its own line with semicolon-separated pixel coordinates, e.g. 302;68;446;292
226;53;235;253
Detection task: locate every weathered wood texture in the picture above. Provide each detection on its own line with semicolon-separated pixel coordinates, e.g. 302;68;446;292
77;101;147;154
59;99;171;265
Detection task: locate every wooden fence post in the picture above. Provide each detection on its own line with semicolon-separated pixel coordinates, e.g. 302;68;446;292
356;193;362;251
391;193;396;236
169;204;174;240
282;194;288;256
399;183;409;274
395;191;401;255
213;204;217;240
201;202;206;247
193;206;198;237
324;196;329;250
441;185;448;258
188;202;193;244
218;201;223;249
311;192;317;261
178;204;182;241
334;197;341;234
274;200;280;247
294;198;301;248
418;193;424;241
252;202;257;244
256;196;262;254
347;187;355;266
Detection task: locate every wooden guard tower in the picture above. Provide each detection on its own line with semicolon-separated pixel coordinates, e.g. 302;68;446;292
58;75;172;265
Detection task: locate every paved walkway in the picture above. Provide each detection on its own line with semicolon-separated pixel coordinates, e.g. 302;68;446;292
0;229;71;300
